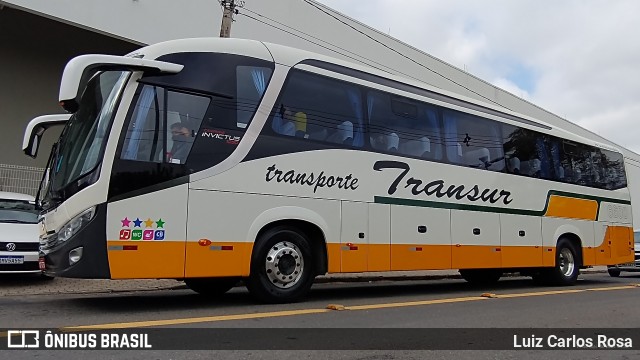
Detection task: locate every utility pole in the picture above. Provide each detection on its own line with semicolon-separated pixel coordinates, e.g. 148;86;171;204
219;0;243;38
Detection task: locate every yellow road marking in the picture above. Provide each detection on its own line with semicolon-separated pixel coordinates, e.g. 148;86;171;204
2;284;634;332
496;289;585;298
345;296;487;311
585;285;637;292
63;308;331;330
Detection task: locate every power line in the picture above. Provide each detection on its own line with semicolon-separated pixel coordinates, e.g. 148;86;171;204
301;0;509;110
237;12;392;74
240;6;428;84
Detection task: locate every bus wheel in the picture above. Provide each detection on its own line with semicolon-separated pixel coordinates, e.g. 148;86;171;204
459;269;502;285
547;238;580;285
247;226;314;304
185;277;240;297
607;268;621;277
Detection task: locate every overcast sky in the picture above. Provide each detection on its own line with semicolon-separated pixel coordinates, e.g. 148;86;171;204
317;0;640;153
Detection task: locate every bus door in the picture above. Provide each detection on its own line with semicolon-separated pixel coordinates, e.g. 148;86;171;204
106;185;188;279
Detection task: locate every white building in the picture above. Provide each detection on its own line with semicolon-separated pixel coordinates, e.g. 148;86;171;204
1;0;639;223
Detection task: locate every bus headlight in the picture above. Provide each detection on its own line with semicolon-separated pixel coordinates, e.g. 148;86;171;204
58;207;96;244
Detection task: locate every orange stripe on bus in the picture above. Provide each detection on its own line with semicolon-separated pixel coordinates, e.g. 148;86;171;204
544;195;598;220
184;242;253;278
107;240;185;279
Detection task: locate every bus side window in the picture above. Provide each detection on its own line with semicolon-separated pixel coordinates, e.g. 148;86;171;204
121;85;163;163
443;109;504;171
502;126;551;178
270;70;364;148
120;85;210;165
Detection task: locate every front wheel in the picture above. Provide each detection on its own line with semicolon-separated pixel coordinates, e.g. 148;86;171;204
246;226;315;304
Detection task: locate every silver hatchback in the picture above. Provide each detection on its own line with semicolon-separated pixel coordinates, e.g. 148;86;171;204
0;191;41;274
607;230;640;277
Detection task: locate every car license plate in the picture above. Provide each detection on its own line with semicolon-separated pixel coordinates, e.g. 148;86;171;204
0;256;24;264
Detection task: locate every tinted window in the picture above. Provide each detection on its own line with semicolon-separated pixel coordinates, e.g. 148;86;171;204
237;66;273;129
271;70;364;147
267;67;628;192
443;109;504;171
597;149;627;190
503;125;552;179
121;86;210;165
367;90;442;160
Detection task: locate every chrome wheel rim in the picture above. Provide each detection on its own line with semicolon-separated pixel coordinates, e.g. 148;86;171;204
559;248;575;277
265;241;304;289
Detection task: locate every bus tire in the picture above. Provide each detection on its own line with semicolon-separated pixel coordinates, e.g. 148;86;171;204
547;238;580;285
185;277;239;297
459;269;502;285
607;268;621;277
246;226;314;304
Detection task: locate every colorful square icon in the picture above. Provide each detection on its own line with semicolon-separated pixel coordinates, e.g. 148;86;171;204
131;229;143;241
119;229;131;240
154;230;165;240
143;230;154;240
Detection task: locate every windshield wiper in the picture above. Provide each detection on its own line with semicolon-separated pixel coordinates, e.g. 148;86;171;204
0;220;36;224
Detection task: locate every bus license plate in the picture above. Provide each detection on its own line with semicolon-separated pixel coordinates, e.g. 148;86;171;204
0;256;24;264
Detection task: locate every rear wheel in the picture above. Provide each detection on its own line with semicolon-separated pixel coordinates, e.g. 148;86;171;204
459;269;502;285
607;268;621;277
542;238;580;286
185;277;240;297
246;226;315;304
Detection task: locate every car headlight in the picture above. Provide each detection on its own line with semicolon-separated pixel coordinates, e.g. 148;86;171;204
57;206;96;244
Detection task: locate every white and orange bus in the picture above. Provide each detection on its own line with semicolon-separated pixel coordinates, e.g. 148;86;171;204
23;38;634;303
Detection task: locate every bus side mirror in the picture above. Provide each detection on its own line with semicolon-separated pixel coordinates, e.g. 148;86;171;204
23;114;71;158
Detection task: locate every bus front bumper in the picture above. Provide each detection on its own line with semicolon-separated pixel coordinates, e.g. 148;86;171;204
40;203;111;279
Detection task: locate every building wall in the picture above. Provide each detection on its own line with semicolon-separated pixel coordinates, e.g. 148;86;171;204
0;7;138;165
2;0;639;221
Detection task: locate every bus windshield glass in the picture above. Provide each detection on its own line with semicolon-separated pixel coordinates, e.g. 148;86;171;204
44;71;129;202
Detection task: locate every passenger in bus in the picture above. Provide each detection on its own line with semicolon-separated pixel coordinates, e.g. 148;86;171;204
273;104;305;137
168;121;195;164
370;132;399;152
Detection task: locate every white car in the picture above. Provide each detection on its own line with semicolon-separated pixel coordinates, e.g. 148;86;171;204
0;191;41;274
607;230;640;277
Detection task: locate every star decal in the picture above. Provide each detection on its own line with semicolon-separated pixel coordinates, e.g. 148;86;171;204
156;218;165;228
144;218;154;228
133;218;143;227
121;217;131;227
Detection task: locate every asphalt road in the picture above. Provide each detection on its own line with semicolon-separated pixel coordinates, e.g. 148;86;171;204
1;272;639;359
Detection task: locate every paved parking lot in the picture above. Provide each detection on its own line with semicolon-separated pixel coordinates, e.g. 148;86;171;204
0;275;184;296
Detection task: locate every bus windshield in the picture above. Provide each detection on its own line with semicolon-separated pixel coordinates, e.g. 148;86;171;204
42;71;129;206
